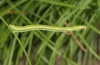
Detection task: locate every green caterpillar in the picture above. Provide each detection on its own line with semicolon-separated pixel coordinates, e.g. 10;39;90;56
9;25;87;32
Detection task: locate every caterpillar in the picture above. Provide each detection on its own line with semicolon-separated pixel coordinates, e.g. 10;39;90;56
9;25;87;32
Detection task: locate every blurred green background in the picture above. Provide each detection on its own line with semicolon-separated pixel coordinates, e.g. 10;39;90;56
0;0;100;65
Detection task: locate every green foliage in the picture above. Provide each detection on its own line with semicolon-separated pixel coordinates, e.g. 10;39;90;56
0;0;100;65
